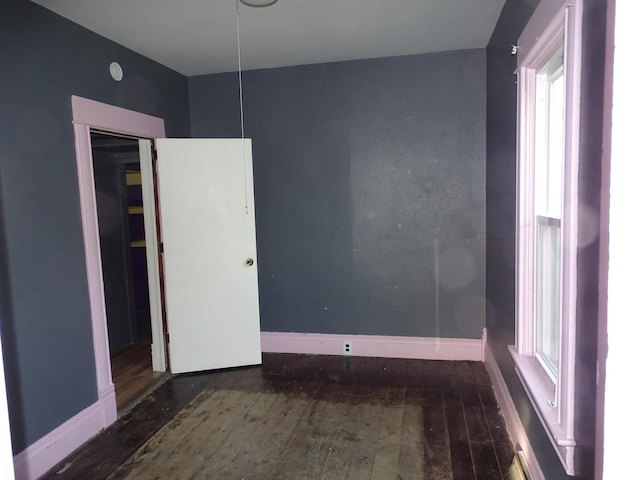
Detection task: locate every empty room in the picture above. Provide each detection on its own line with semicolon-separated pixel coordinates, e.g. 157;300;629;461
0;0;630;479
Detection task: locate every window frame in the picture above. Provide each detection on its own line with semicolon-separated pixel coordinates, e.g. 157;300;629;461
510;0;583;475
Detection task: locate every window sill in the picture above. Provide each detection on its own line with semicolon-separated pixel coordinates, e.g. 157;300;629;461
509;345;576;475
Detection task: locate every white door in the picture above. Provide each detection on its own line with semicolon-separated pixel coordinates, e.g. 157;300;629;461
155;138;261;374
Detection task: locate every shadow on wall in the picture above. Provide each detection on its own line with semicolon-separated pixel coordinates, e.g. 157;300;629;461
0;173;25;453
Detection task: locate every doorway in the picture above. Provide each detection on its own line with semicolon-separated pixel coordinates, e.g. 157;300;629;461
90;131;165;412
71;95;168;428
71;96;261;426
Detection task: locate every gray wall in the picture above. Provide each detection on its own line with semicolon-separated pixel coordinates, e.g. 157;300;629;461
0;0;190;452
190;50;487;339
486;0;604;478
573;1;607;476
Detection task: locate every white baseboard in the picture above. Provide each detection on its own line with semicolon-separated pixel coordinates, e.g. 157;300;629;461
261;331;485;361
13;384;116;480
484;343;545;480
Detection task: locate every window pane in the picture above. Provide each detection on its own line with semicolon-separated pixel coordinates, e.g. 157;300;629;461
546;66;564;218
535;218;561;381
533;46;564;383
535;46;564;219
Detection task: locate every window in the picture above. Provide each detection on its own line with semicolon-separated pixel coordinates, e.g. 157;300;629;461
510;0;582;475
534;45;564;384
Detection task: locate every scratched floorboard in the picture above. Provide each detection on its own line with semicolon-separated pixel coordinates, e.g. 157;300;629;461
41;354;514;480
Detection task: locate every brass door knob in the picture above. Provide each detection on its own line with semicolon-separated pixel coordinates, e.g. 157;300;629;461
246;258;254;266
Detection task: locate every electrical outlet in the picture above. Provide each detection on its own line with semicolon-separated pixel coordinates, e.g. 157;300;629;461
342;340;352;356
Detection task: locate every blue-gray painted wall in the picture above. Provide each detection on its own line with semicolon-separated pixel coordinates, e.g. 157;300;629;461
0;0;190;452
486;1;604;478
190;50;487;339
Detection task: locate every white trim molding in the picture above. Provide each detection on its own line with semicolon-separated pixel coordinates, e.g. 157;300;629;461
484;345;545;480
71;95;166;396
513;0;582;474
138;139;166;372
12;399;111;480
261;331;486;361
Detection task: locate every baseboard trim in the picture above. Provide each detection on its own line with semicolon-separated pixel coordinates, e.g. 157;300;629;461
484;343;545;480
13;384;116;480
261;332;485;361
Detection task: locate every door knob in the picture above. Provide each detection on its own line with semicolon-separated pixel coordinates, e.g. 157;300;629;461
245;258;254;266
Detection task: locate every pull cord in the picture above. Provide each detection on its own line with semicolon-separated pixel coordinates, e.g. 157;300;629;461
236;0;249;214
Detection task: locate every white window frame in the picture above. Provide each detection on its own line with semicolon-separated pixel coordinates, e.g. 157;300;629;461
510;0;582;475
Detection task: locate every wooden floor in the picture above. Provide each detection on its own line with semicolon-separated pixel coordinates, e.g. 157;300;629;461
111;342;165;412
42;354;514;480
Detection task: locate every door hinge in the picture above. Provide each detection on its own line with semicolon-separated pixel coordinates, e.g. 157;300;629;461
159;242;164;254
165;332;170;344
151;141;159;172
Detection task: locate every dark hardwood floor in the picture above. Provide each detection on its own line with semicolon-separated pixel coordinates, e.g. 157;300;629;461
111;342;166;413
42;354;514;479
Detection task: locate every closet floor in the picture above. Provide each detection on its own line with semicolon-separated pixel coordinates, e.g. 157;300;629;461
111;342;165;413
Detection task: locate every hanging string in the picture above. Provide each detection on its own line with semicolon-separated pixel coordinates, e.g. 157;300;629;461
236;0;246;140
236;0;250;214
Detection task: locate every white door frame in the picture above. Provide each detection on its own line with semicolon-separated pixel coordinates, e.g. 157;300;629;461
71;96;166;423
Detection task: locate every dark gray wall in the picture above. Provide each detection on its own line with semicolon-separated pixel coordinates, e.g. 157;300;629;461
190;50;486;339
0;0;190;452
573;1;608;476
486;0;605;478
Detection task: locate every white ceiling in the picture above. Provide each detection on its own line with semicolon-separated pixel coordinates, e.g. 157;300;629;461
32;0;505;76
